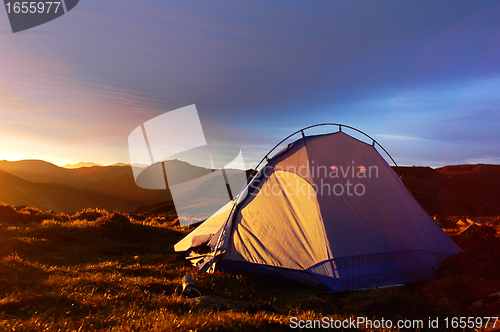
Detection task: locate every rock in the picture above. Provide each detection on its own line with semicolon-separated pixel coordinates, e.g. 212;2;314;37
480;224;497;237
457;219;473;227
469;217;496;224
458;222;497;240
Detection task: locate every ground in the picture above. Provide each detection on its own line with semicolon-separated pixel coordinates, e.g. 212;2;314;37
0;205;499;331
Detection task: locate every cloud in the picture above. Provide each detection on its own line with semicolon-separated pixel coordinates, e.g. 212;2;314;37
376;134;421;142
0;58;170;164
1;1;500;167
346;75;500;166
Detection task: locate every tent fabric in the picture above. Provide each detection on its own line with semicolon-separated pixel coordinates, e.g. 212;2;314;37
173;200;234;252
174;131;461;291
230;170;328;270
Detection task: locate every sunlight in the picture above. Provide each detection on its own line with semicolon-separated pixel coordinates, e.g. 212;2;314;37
0;150;69;166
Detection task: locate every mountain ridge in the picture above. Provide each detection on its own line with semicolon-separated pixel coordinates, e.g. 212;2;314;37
62;162;104;168
0;159;499;216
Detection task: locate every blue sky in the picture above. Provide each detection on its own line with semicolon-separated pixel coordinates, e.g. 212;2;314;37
0;0;499;167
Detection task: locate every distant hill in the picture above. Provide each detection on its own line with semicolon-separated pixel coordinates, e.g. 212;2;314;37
132;168;255;217
0;159;246;214
62;162;104;169
1;159;499;216
132;200;177;216
139;164;500;218
395;164;500;216
0;160;173;213
0;160;80;185
0;169;126;212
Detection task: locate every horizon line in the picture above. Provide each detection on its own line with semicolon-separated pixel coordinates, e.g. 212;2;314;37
0;158;499;170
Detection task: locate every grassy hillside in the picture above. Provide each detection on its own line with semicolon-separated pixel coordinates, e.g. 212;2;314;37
0;204;499;331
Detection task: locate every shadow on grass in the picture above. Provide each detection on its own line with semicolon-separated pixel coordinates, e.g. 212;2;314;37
1;221;185;266
0;259;49;296
0;293;103;320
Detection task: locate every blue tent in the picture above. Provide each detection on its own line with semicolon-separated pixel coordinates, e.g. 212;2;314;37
175;126;461;291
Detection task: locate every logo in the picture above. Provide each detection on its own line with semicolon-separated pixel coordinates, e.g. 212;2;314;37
128;105;247;226
3;0;79;33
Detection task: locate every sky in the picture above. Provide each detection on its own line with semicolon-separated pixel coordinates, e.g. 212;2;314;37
0;0;499;168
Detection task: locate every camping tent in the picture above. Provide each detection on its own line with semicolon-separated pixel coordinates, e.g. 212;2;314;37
174;125;461;291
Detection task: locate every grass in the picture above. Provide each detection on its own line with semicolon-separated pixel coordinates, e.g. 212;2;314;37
0;205;499;331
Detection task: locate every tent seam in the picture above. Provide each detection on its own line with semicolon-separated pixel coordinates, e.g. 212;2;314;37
302;135;340;288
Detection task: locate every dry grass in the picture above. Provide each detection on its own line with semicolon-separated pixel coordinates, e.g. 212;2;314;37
0;205;499;331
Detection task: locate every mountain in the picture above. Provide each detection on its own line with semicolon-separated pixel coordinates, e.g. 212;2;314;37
69;165;171;203
0;159;228;213
1;159;499;216
0;169;126;212
132;168;255;217
132;200;177;216
395;164;500;216
0;160;172;212
62;162;104;168
0;160;81;185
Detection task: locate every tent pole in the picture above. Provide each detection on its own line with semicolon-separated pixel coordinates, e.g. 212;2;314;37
206;122;403;272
